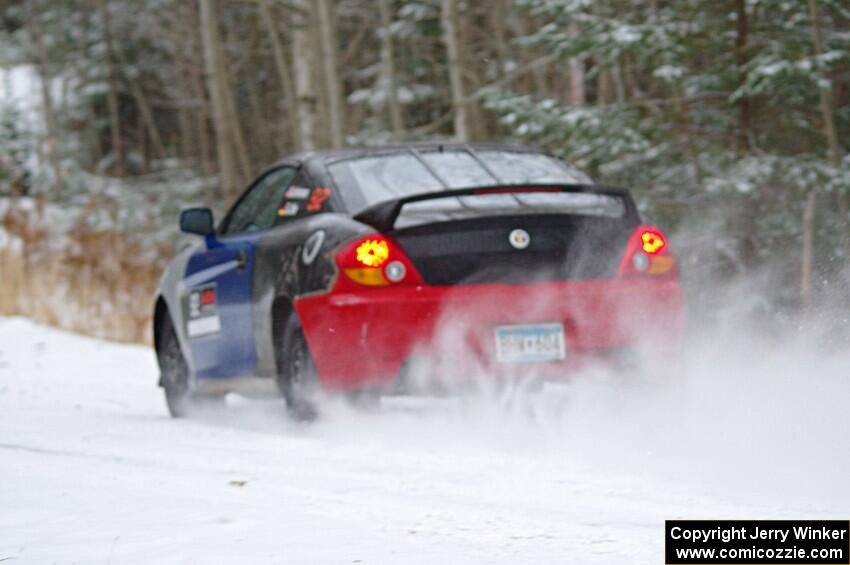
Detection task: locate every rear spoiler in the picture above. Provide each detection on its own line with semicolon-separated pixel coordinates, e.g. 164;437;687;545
352;183;639;233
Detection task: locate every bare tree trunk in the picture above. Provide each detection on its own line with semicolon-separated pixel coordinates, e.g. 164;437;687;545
462;2;488;139
801;191;816;312
567;23;585;106
113;46;167;162
220;57;252;181
138;105;148;169
597;63;611;105
807;0;847;219
441;0;469;141
315;0;345;147
131;82;167;163
491;0;508;79
178;105;192;165
245;69;266;160
29;5;63;193
807;0;842;167
734;0;752;152
199;0;244;197
100;0;125;176
378;0;404;139
611;61;626;104
190;63;213;177
37;66;62;190
800;0;848;311
182;0;212;176
292;0;319;150
258;0;301;150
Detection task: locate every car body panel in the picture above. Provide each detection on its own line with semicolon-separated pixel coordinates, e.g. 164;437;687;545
184;232;261;379
294;277;683;390
249;213;371;378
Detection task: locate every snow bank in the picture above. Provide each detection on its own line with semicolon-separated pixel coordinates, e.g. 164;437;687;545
1;318;848;563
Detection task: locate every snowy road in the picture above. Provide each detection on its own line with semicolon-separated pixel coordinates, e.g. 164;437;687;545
1;317;848;564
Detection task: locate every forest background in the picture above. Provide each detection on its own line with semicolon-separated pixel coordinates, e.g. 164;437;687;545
0;0;848;342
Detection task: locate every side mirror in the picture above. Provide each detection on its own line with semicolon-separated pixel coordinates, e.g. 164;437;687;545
180;207;215;236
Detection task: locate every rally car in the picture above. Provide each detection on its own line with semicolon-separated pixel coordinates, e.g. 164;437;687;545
153;144;683;418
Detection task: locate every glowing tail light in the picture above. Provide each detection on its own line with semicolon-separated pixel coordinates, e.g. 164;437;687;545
335;235;423;288
355;239;389;267
619;225;676;277
641;229;666;254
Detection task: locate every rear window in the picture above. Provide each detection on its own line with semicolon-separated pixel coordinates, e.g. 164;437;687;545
395;191;626;229
328;149;592;213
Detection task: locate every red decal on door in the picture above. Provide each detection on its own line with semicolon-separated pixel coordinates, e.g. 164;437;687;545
201;288;216;306
307;188;332;212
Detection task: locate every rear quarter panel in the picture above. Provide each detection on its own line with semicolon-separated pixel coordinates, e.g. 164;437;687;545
250;214;373;377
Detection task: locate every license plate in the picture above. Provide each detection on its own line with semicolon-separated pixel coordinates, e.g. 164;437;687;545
494;323;566;364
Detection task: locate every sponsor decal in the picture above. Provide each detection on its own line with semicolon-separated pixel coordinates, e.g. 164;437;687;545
185;283;220;338
302;230;326;265
285;186;311;200
277;202;300;217
508;228;531;250
187;316;221;338
307;187;332;212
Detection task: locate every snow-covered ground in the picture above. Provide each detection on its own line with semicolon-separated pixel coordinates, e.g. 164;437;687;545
1;317;848;564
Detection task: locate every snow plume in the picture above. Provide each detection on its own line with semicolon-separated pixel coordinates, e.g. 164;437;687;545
306;229;850;517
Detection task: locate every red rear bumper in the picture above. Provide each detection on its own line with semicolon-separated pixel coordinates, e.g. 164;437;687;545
294;279;683;391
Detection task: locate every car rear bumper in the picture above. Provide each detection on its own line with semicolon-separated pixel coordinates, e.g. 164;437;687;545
294;279;684;391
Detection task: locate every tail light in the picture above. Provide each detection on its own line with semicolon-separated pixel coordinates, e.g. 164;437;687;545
618;225;676;277
335;235;423;288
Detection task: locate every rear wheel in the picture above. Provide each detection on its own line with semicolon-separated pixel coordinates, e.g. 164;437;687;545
157;315;224;418
276;314;320;421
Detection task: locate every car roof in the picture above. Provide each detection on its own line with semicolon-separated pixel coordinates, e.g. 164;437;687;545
279;142;557;169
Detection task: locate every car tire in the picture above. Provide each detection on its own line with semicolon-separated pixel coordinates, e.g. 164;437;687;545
157;315;224;418
276;313;320;421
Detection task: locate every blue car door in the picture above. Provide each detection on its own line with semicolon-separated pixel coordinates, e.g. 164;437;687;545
184;166;299;380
